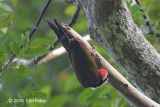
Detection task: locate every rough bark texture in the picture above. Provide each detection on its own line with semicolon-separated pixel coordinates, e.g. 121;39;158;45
78;0;160;103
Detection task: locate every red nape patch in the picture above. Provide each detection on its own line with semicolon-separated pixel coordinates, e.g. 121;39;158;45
99;68;108;80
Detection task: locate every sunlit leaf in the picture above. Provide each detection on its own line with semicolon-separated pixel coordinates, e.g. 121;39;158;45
0;3;12;13
64;5;76;16
0;8;8;14
0;27;8;33
41;85;51;99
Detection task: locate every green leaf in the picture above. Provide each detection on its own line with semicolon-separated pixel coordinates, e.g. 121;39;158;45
21;34;25;46
17;64;27;74
9;42;20;56
40;85;51;99
31;38;53;47
64;5;76;16
0;48;7;61
8;62;18;71
126;0;133;7
21;33;29;49
0;8;8;14
64;74;81;93
0;31;11;46
24;46;49;56
78;88;97;103
47;95;66;107
0;15;12;26
129;4;141;14
120;99;130;107
73;17;87;33
27;91;47;99
0;3;12;13
90;98;111;107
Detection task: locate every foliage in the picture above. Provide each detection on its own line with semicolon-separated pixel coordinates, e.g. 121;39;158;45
0;0;159;107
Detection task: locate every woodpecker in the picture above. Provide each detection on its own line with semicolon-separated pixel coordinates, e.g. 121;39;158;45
47;19;108;88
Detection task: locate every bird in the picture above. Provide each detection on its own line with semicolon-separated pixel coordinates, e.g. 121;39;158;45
47;19;108;88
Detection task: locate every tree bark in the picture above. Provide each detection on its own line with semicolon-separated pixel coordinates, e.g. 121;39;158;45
78;0;160;103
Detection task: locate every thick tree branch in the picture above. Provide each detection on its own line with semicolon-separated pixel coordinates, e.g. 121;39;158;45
78;0;160;103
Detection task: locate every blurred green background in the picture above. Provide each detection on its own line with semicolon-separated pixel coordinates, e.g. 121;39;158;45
0;0;159;107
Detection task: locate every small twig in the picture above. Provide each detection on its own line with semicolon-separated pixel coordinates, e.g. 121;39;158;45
68;5;81;27
135;0;155;35
29;0;52;39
